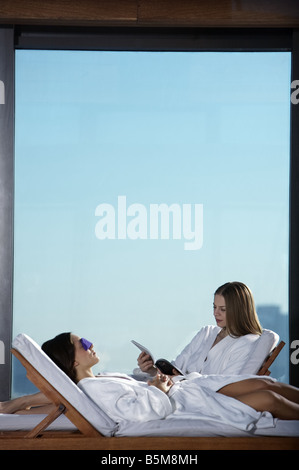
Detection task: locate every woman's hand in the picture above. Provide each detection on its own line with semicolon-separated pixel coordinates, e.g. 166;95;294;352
148;374;173;394
137;351;156;376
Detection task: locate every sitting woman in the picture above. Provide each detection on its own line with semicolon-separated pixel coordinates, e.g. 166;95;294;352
136;281;265;377
1;332;299;431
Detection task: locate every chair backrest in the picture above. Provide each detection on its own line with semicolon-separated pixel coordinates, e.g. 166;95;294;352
12;333;117;436
257;340;285;376
241;329;279;375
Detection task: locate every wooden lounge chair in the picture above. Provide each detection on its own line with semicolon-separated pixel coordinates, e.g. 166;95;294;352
0;334;298;450
16;338;285;438
11;347;100;439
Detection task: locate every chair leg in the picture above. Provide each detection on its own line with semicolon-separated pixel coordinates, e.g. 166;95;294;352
25;404;65;439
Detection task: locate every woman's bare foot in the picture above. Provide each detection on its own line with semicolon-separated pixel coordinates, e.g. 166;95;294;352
0;398;26;414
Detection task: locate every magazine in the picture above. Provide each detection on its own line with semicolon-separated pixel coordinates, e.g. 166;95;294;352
131;340;184;375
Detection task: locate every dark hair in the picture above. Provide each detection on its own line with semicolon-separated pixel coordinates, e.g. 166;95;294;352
42;332;77;383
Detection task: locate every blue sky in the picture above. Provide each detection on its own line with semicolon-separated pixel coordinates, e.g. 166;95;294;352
13;50;291;388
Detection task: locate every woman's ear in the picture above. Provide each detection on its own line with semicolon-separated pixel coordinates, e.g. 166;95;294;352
73;360;79;368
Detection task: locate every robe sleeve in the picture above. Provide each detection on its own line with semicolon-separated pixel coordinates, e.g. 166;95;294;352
78;377;173;423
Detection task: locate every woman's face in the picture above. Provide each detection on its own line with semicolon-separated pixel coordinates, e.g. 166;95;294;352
213;294;227;328
71;334;100;368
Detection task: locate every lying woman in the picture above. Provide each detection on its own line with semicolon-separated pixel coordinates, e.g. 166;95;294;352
1;333;299;432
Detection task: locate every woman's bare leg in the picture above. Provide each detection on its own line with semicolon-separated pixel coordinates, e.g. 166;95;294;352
218;378;299;420
218;378;299;404
232;390;299;420
0;392;53;414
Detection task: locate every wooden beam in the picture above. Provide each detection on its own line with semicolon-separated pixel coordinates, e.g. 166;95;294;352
1;434;299;450
0;0;299;28
0;0;138;26
138;0;299;28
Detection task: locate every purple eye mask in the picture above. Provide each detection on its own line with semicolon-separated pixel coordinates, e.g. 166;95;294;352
80;338;93;351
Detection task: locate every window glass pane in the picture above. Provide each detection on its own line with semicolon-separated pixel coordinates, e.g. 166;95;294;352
13;50;291;395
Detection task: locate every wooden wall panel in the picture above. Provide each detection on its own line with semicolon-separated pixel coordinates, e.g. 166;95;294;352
139;0;299;28
0;0;138;26
0;0;299;27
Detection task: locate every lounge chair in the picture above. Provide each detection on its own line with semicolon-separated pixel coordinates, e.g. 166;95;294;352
0;333;298;450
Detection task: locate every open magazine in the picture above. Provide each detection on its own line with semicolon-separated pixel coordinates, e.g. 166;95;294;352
131;340;184;376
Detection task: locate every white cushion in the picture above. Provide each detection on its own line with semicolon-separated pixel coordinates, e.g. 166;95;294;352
242;329;279;374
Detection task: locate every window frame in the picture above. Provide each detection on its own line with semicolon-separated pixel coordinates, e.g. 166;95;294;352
0;26;298;400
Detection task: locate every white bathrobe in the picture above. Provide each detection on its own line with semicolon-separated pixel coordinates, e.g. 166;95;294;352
173;325;260;375
78;372;276;432
133;325;260;379
78;373;172;423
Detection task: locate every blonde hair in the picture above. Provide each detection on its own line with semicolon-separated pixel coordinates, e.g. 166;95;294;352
215;282;262;337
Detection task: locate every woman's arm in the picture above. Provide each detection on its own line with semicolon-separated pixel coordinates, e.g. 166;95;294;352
0;392;52;414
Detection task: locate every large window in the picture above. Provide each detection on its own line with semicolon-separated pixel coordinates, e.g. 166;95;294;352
13;50;291;395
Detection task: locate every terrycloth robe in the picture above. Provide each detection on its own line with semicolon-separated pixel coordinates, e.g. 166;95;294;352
78;372;276;432
173;325;260;375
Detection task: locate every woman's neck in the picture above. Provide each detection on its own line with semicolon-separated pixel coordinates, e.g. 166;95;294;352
211;327;228;348
76;367;95;383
